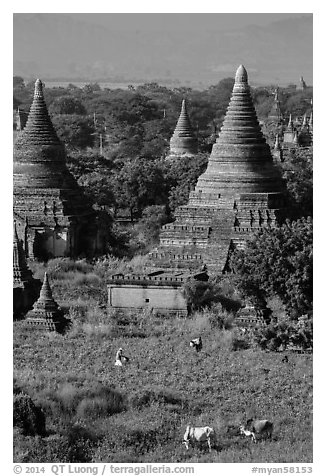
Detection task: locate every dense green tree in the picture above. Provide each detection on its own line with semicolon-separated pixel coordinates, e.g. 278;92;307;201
280;148;313;218
130;205;170;252
13;76;25;88
49;96;87;115
52;115;95;150
112;158;168;220
230;218;313;318
163;154;208;211
254;314;313;351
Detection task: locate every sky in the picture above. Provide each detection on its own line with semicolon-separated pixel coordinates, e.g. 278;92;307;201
13;12;313;86
65;12;311;31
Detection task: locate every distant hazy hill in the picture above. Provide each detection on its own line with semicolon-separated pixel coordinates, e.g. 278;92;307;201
13;14;312;87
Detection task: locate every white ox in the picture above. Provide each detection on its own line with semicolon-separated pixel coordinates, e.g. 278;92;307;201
183;425;215;452
240;419;273;443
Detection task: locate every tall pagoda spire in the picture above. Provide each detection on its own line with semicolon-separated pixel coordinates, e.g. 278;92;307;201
13;78;68;190
15;79;62;148
25;272;68;332
148;65;288;273
194;64;285;198
169;99;198;156
268;87;282;123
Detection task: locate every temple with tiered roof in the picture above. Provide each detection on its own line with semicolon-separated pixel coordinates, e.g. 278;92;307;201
13;79;106;260
167;99;198;158
148;65;288;273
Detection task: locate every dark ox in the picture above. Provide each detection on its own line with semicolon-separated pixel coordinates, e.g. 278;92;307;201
240;419;273;443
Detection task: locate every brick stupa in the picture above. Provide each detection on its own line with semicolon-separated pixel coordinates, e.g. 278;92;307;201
25;272;67;332
168;99;198;157
13;222;41;319
149;65;288;273
13;79;102;260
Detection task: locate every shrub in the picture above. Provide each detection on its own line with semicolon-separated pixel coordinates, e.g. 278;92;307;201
73;273;101;286
14;392;46;436
208;303;235;330
231;332;251;351
46;258;93;278
13;430;95;463
182;279;216;311
55;383;81;415
76;386;126;420
254;315;313;351
130;386;186;409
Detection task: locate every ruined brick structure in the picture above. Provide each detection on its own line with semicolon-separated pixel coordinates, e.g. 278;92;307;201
25;272;68;332
13;222;41;319
13;79;106;260
167;99;198;158
149;65;288;273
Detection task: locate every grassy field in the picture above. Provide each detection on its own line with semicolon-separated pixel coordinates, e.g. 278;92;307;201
13;259;313;463
14;259;312;463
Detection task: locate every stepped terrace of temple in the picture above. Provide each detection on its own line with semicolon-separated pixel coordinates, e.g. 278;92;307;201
13;79;105;260
167;99;198;157
149;65;288;273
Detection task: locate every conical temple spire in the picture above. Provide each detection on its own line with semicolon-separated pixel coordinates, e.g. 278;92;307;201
26;272;67;331
39;272;55;303
169;99;198;156
286;114;294;131
194;64;285;198
235;65;248;84
14;78;62;148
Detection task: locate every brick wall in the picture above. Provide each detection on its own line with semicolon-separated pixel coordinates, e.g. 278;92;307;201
108;284;188;313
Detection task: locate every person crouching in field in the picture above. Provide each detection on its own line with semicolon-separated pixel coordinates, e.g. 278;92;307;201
115;348;130;366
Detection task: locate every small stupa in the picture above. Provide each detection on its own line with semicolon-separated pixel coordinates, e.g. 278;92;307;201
283;114;297;147
25;272;68;332
272;133;283;162
168;99;198;157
